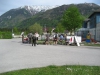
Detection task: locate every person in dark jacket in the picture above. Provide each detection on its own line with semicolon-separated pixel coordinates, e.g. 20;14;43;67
32;33;37;46
45;31;50;45
27;32;33;44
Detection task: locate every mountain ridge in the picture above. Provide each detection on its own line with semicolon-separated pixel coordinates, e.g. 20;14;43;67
17;3;100;28
0;3;100;28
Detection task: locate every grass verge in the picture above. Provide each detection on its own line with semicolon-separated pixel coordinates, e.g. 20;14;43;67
82;42;100;47
0;65;100;75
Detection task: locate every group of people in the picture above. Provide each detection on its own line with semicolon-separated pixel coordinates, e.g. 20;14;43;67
22;31;67;46
45;31;67;45
22;31;93;46
27;32;39;46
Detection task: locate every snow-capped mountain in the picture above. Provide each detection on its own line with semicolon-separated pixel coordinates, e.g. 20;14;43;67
0;3;100;28
0;5;59;28
18;5;59;15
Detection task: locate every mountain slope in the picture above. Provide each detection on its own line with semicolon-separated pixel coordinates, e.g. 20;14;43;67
0;3;100;28
0;8;32;28
17;3;100;29
0;5;57;28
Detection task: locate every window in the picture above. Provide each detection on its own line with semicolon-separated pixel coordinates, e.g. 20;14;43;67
97;16;100;23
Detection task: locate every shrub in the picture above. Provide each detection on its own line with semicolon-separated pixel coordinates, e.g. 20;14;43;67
0;31;12;39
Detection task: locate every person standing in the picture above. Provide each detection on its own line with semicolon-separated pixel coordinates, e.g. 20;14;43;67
59;34;64;45
53;32;58;45
21;32;24;43
35;32;39;45
45;31;50;45
27;32;33;44
32;33;37;46
86;32;91;43
65;34;68;45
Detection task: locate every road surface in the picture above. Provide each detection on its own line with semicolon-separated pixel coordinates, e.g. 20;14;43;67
0;38;100;73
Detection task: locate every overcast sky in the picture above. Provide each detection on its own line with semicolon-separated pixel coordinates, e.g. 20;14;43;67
0;0;99;16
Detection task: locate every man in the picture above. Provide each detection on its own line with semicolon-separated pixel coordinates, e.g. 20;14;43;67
27;32;33;44
32;33;37;46
45;31;50;45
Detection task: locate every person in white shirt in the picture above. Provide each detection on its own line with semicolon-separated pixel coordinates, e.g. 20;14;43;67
21;32;24;43
35;32;39;44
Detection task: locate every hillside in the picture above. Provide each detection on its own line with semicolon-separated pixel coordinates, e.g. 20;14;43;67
0;5;57;28
0;8;33;28
0;3;100;28
17;3;100;29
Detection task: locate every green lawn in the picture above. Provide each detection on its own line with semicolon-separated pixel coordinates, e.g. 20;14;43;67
82;42;100;47
0;65;100;75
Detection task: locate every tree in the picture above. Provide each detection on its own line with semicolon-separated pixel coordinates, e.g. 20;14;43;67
28;23;43;35
62;5;84;34
47;27;52;33
13;27;18;34
54;23;65;33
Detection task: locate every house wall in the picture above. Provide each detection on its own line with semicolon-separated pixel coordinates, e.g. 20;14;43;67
88;15;96;40
83;21;87;28
87;22;90;28
96;14;100;41
90;14;96;28
89;28;95;39
96;14;100;24
96;21;100;41
96;28;100;41
89;13;100;41
77;12;100;41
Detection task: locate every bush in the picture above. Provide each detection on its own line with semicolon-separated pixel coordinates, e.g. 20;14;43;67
0;31;12;39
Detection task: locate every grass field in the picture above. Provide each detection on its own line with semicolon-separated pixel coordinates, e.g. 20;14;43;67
0;65;100;75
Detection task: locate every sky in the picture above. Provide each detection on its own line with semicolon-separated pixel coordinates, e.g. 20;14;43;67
0;0;100;16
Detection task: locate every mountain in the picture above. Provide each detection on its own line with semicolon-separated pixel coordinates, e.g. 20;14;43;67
19;5;59;15
0;5;58;28
0;8;31;28
17;3;100;29
0;3;100;28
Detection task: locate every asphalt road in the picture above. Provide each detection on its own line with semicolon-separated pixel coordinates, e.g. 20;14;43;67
0;38;100;73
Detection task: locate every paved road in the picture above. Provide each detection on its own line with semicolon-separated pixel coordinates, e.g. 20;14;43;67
0;38;100;73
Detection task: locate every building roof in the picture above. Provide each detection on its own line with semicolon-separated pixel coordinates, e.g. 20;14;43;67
88;10;100;18
84;19;90;22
